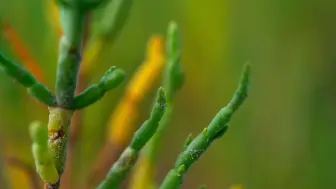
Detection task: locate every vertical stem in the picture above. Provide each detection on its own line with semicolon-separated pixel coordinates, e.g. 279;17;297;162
46;5;86;189
56;7;85;107
62;13;91;188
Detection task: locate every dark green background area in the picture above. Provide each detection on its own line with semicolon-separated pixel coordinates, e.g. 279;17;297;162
1;0;336;188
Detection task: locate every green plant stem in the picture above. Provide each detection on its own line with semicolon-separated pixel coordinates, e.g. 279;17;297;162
130;20;183;188
97;88;167;189
71;66;125;109
56;7;85;107
0;53;56;106
144;103;173;162
30;121;59;184
159;64;250;189
46;5;86;188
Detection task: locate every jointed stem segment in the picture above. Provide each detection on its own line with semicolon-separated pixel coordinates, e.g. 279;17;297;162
45;6;86;188
71;66;125;109
159;64;250;189
97;88;167;189
130;20;184;189
0;53;56;106
45;2;125;187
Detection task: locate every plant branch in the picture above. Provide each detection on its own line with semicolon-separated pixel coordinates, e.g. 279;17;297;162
0;53;56;106
71;66;125;109
88;35;165;187
62;12;91;189
97;87;167;189
130;21;184;189
46;6;86;187
45;1;122;188
159;64;250;189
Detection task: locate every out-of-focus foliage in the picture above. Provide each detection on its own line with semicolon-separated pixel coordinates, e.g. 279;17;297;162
0;0;336;189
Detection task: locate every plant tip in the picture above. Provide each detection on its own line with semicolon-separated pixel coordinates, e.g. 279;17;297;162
243;62;250;75
157;87;167;104
101;67;126;90
168;21;178;31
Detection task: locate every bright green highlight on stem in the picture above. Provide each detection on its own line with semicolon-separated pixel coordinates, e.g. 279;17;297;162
71;67;125;109
159;63;250;189
29;121;59;184
0;53;56;106
97;87;167;189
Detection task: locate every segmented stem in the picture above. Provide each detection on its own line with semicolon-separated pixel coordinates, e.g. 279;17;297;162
97;88;167;189
0;53;56;106
159;64;250;189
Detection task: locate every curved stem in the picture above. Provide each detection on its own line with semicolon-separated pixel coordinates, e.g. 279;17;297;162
0;53;56;106
159;64;250;189
97;88;167;189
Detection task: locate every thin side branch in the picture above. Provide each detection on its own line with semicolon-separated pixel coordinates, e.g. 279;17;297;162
88;35;165;187
130;20;184;189
0;53;56;106
97;88;167;189
159;64;250;189
71;66;125;109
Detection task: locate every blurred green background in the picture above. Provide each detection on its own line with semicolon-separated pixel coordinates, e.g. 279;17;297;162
1;0;336;188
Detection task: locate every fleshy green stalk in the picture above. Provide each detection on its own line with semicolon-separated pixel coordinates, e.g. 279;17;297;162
145;21;184;160
55;8;85;107
29;121;59;184
159;64;250;189
0;53;56;106
71;67;125;109
164;21;184;102
130;21;184;188
46;1;125;188
97;87;167;189
46;6;86;186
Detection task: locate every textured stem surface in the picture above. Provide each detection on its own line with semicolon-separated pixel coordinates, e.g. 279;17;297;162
159;64;250;189
0;53;56;106
30;121;59;184
47;108;73;175
46;5;86;188
97;88;167;189
130;21;183;189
